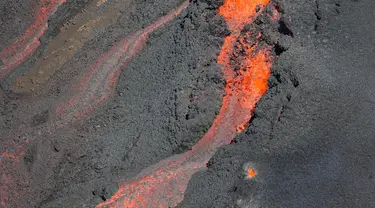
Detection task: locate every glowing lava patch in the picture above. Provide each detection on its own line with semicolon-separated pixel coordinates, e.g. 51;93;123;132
218;0;270;31
247;168;257;179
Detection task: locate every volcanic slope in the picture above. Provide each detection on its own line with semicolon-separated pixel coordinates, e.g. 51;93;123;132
179;0;375;207
0;0;225;207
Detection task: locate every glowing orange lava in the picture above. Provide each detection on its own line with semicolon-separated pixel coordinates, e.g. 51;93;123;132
97;0;276;207
218;0;270;31
247;168;257;179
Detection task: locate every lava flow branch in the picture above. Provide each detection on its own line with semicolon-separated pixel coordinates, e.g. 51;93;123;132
96;0;276;207
0;0;67;79
55;1;189;124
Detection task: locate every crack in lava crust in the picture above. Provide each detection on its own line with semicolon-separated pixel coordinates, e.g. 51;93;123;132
96;0;274;207
0;0;67;79
55;1;189;125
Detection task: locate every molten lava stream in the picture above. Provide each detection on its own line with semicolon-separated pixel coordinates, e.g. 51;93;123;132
0;0;66;78
96;0;274;207
55;1;189;124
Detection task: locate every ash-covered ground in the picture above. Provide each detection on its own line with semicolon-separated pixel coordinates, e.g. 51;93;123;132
1;0;374;207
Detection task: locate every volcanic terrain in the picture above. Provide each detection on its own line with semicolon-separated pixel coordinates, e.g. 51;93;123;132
0;0;374;207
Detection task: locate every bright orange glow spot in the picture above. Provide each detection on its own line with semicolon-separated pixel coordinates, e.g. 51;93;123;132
236;123;247;132
247;168;257;179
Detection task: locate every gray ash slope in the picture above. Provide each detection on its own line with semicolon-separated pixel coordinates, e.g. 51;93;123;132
179;0;375;207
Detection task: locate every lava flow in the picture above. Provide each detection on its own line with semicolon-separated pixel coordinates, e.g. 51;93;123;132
0;0;66;78
55;1;189;124
96;0;274;207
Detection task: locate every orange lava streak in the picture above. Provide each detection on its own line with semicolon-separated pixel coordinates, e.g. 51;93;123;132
216;0;272;134
97;0;275;207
